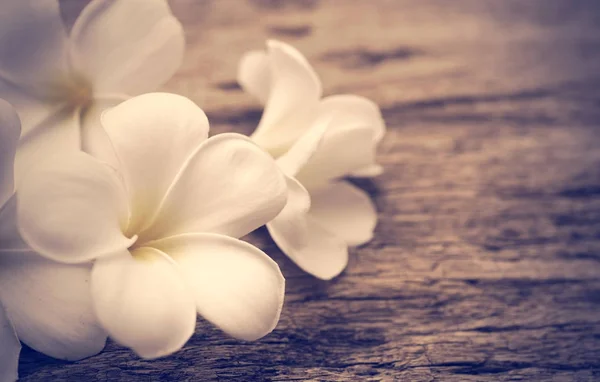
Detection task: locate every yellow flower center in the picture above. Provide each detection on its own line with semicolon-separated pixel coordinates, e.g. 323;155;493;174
45;72;93;108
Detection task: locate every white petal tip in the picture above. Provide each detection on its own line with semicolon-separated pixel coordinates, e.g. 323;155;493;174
350;237;374;249
135;343;186;360
351;164;384;177
266;39;283;49
311;257;348;280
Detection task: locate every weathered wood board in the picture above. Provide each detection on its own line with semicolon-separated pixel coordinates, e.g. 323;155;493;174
19;0;600;380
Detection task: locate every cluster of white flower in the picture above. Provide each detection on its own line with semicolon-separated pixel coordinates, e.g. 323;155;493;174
0;1;384;379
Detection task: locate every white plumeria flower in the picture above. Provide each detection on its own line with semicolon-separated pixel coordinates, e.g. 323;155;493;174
0;99;21;382
17;93;288;359
238;40;385;280
0;0;184;179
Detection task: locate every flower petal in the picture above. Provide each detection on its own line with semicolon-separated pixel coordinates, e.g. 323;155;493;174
70;0;184;95
91;248;196;359
139;133;287;242
79;95;128;166
0;250;107;360
308;181;377;247
14;106;81;183
267;176;348;280
318;94;386;142
349;164;384;177
150;233;285;341
0;100;20;207
100;93;209;234
0;195;27;252
0;301;20;382
275;113;332;178
276;95;385;180
17;151;133;264
250;40;322;155
0;79;61;138
315;95;385;178
295;126;380;188
237;50;271;105
0;0;68;90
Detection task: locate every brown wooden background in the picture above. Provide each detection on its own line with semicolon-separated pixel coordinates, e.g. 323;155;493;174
19;0;600;380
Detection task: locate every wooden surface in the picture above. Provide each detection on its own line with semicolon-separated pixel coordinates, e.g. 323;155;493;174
19;0;600;380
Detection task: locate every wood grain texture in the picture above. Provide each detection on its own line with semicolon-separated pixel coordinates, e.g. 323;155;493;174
19;0;600;380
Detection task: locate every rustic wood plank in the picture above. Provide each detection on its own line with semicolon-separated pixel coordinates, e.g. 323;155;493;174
18;0;600;380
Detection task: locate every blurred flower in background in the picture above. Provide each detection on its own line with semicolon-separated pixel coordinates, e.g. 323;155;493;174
0;0;184;179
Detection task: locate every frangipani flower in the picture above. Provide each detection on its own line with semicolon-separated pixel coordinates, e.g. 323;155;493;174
0;99;21;382
0;0;184;179
17;93;288;358
238;40;385;280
